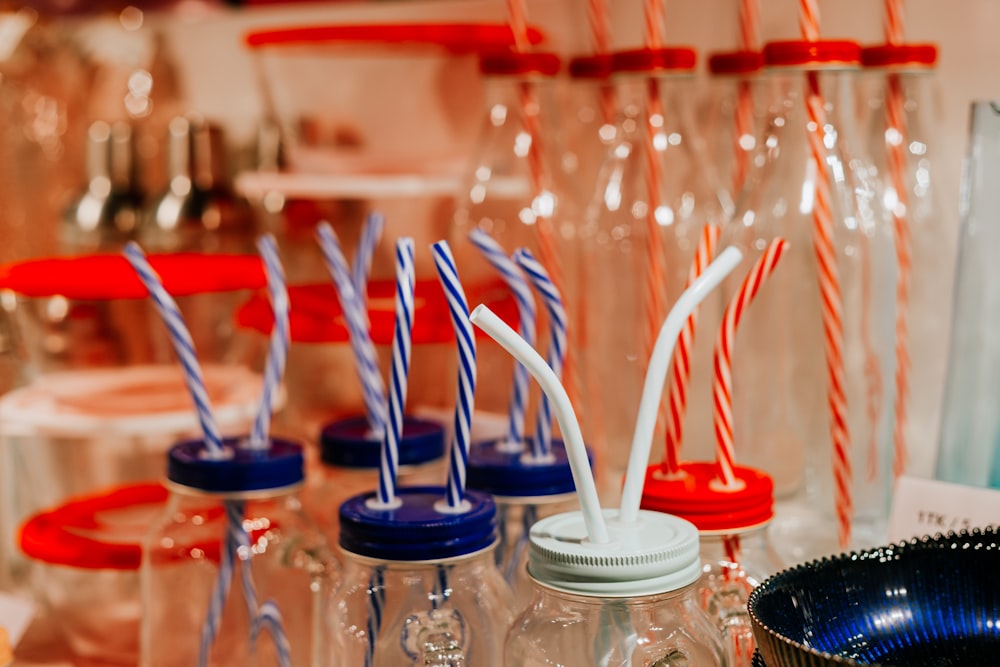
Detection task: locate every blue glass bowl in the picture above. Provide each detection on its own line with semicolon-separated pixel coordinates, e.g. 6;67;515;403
748;528;1000;666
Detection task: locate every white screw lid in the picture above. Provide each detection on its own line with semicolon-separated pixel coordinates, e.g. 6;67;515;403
527;509;702;597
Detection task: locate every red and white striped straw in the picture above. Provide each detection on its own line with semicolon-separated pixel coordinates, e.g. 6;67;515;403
884;0;911;479
588;0;611;54
739;0;760;51
663;224;721;476
507;0;531;50
713;238;788;488
800;0;852;549
800;0;820;42
884;0;904;45
732;0;759;196
644;0;666;49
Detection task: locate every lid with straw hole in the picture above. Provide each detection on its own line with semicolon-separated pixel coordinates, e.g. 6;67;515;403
708;49;764;76
860;43;938;70
479;50;561;77
319;415;444;469
168;436;305;493
610;47;698;74
763;40;861;69
466;438;590;499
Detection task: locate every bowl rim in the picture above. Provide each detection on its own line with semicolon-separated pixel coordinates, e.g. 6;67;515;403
747;527;1000;667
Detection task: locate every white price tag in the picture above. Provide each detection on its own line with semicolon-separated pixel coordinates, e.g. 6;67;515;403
889;475;1000;542
0;591;35;645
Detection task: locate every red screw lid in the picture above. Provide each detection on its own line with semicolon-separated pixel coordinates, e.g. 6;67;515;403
708;49;765;75
245;22;545;55
763;40;861;69
611;47;698;74
568;53;613;79
235;278;520;345
640;461;774;532
860;43;938;69
479;50;562;76
0;253;266;301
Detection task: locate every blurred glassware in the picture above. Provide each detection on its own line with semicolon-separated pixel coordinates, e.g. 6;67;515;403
141;114;256;253
860;43;953;480
937;101;1000;490
561;54;617;215
722;40;896;563
61;120;145;253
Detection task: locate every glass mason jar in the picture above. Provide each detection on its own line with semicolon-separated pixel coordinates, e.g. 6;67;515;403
859;43;953;479
641;461;783;667
465;437;582;605
580;48;733;501
506;509;725;665
141;437;335;667
721;40;896;563
330;486;514;665
302;416;446;549
937;101;1000;489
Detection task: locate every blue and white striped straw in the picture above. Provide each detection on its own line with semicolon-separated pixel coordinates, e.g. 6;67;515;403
249;234;290;449
353;212;385;301
372;238;416;508
468;229;537;450
432;241;477;511
254;601;292;667
317;222;389;438
123;242;224;458
365;567;385;667
514;248;567;460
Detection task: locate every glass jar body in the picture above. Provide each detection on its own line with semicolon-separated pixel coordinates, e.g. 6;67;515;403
330;546;514;666
140;486;335;667
506;581;726;665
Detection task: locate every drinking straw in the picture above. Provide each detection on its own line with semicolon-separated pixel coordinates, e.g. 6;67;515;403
732;0;760;194
432;241;477;512
253;601;292;667
884;0;911;478
662;224;721;476
586;0;616;126
506;0;531;51
123;243;224;459
619;247;744;524
365;567;385;667
800;0;853;548
249;234;290;450
317;222;388;438
469;228;537;450
713;239;788;489
515;248;567;462
353;211;385;301
371;238;416;510
470;305;610;545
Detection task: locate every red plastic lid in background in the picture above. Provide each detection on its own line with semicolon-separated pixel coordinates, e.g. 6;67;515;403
611;47;698;74
860;43;938;69
0;254;266;300
19;483;169;571
763;40;861;69
236;277;519;345
568;53;613;79
708;49;765;75
479;50;562;77
244;23;545;54
640;461;775;532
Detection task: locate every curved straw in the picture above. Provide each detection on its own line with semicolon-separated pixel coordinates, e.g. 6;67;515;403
470;305;609;545
249;234;290;449
619;246;744;523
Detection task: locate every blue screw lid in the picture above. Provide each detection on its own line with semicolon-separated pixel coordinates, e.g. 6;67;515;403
339;486;498;561
167;436;305;493
466;438;591;498
319;415;446;468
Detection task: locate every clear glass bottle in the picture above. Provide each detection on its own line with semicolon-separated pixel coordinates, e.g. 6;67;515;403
860;43;953;479
465;437;582;605
641;461;783;667
562;54;618;215
701;50;769;206
302;416;446;550
330;486;514;665
580;48;733;499
141;437;335;667
451;51;584;422
722;40;896;563
505;509;725;665
937;101;1000;489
